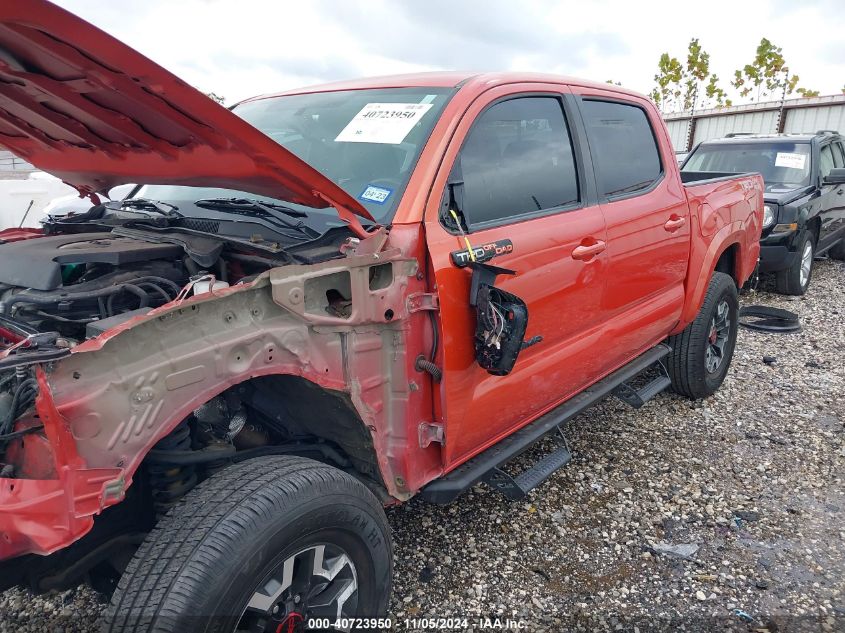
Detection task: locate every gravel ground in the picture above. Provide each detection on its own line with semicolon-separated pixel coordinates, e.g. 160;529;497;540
2;258;843;632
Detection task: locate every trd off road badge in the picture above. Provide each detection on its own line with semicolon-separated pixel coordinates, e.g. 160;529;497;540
450;239;513;267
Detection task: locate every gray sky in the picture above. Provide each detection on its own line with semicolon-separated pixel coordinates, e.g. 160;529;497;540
56;0;844;107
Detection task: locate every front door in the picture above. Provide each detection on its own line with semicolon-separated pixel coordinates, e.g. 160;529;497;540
423;88;610;467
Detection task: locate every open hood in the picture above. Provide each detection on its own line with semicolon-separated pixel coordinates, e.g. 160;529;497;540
0;1;374;226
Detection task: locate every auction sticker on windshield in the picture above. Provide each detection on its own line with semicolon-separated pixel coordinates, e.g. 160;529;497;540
775;152;807;169
335;103;433;144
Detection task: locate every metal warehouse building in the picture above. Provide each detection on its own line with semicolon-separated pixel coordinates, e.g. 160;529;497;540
664;94;845;152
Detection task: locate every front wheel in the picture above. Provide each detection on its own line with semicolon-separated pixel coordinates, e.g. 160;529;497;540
667;271;739;399
775;231;814;295
103;456;393;633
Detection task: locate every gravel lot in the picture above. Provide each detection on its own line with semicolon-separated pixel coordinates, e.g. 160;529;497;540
2;258;843;632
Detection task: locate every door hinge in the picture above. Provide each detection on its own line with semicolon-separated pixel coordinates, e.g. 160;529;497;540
407;292;440;313
418;422;444;448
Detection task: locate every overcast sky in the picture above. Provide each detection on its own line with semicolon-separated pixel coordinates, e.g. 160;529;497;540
56;0;844;108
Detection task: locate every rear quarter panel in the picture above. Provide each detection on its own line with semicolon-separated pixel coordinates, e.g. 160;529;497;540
675;174;763;331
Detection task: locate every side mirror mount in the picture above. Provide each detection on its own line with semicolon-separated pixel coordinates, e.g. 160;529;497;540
822;168;845;186
468;262;530;376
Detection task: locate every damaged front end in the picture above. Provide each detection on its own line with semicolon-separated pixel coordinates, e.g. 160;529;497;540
0;225;440;582
0;0;446;584
0;365;124;562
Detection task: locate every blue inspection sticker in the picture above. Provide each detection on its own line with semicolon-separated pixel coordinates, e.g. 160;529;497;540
359;184;393;205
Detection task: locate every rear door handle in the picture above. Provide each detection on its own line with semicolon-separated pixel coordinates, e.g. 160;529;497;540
664;216;687;232
571;240;606;261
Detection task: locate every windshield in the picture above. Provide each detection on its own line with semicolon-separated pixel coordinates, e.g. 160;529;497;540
683;141;812;188
135;87;452;227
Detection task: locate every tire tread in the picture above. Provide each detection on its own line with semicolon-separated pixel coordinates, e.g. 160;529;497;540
103;456;390;633
667;272;737;399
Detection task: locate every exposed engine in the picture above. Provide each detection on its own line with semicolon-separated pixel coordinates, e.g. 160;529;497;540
0;232;215;454
0;228;363;482
0;233;191;341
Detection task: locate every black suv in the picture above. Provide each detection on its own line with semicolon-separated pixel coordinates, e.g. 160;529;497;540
682;131;845;294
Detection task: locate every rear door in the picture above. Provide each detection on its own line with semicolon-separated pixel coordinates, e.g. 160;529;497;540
818;141;845;249
423;86;610;467
571;91;691;369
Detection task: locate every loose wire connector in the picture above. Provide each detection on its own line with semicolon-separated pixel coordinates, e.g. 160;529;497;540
449;209;475;262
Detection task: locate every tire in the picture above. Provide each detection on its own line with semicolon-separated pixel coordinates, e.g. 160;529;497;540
775;231;814;295
103;456;393;633
667;271;739;399
830;236;845;261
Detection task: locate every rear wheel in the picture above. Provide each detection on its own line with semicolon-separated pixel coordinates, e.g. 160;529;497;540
667;271;739;399
775;231;814;295
103;456;393;633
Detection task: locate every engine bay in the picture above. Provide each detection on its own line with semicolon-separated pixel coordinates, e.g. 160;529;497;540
0;219;353;461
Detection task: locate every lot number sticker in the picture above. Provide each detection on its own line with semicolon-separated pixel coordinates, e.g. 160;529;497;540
775;152;807;169
335;103;433;144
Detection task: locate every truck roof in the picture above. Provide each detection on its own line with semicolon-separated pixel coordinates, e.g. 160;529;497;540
702;131;840;144
239;71;647;104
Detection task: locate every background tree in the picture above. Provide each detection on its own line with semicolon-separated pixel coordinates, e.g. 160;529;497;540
205;92;226;105
651;53;684;112
605;79;622;86
652;37;824;111
704;74;732;108
682;38;710;111
731;38;799;102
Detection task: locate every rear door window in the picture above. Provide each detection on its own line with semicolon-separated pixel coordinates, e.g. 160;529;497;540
580;100;662;198
453;97;579;228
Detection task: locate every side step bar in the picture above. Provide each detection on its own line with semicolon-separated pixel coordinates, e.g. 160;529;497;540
612;361;671;409
483;437;572;501
420;343;671;504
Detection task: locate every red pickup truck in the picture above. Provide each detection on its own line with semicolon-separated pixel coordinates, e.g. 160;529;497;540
0;2;762;630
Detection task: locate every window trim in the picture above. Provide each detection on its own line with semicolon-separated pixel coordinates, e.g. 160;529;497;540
438;92;588;235
576;96;665;203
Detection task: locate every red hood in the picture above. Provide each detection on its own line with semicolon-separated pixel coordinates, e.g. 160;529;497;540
0;1;374;224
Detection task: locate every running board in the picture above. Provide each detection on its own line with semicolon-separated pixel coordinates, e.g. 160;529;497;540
612;361;671;409
483;439;572;501
420;343;671;504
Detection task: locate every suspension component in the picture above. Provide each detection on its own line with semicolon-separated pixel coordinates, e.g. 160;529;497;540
146;421;197;517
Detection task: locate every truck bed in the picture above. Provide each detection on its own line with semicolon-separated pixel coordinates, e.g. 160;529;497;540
680;170;757;186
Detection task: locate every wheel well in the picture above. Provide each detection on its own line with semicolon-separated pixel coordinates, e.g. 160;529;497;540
806;216;821;244
714;243;739;286
16;375;387;595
